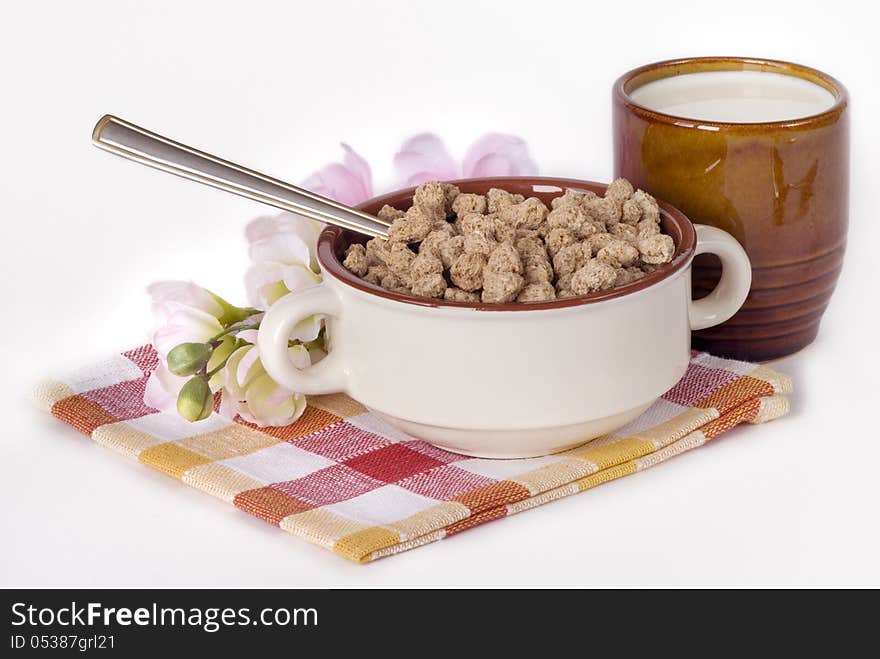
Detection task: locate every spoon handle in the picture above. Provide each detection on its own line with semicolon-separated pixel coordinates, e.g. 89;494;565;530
92;115;390;239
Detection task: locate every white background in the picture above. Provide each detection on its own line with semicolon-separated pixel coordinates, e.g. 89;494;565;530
2;0;878;587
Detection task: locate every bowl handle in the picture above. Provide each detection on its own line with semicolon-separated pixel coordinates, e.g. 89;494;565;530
689;225;752;331
257;284;348;395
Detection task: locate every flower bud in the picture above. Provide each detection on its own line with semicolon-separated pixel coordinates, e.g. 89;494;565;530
177;377;213;422
167;342;212;376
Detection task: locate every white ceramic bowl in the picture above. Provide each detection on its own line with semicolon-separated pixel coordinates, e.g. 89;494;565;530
258;177;751;458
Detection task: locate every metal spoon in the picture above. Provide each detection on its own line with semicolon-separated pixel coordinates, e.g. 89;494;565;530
91;115;390;239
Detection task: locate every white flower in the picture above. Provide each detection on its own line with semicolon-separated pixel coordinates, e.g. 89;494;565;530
150;306;222;360
219;343;309;427
245;213;322;269
143;217;328;425
244;213;324;342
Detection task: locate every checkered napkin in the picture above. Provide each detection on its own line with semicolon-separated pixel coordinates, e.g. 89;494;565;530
34;345;791;563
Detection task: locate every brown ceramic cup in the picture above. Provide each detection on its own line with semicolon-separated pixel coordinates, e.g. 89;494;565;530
613;57;849;361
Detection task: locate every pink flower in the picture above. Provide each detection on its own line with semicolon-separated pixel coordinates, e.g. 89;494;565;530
393;134;458;185
143;282;229;414
462;134;540;179
143;362;190;414
393;133;538;187
301;143;373;206
147;281;225;327
146;281;225;359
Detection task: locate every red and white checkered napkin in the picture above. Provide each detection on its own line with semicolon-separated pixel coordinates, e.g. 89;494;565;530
34;345;792;562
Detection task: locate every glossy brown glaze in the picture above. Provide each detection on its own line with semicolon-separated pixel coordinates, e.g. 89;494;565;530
613;57;849;361
316;177;696;311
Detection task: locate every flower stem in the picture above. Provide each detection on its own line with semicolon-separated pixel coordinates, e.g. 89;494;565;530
206;338;245;378
209;322;260;343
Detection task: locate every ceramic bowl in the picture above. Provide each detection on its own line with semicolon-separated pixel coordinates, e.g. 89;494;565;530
257;177;751;458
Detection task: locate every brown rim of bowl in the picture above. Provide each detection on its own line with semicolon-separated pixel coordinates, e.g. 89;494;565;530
315;176;696;312
614;56;849;130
